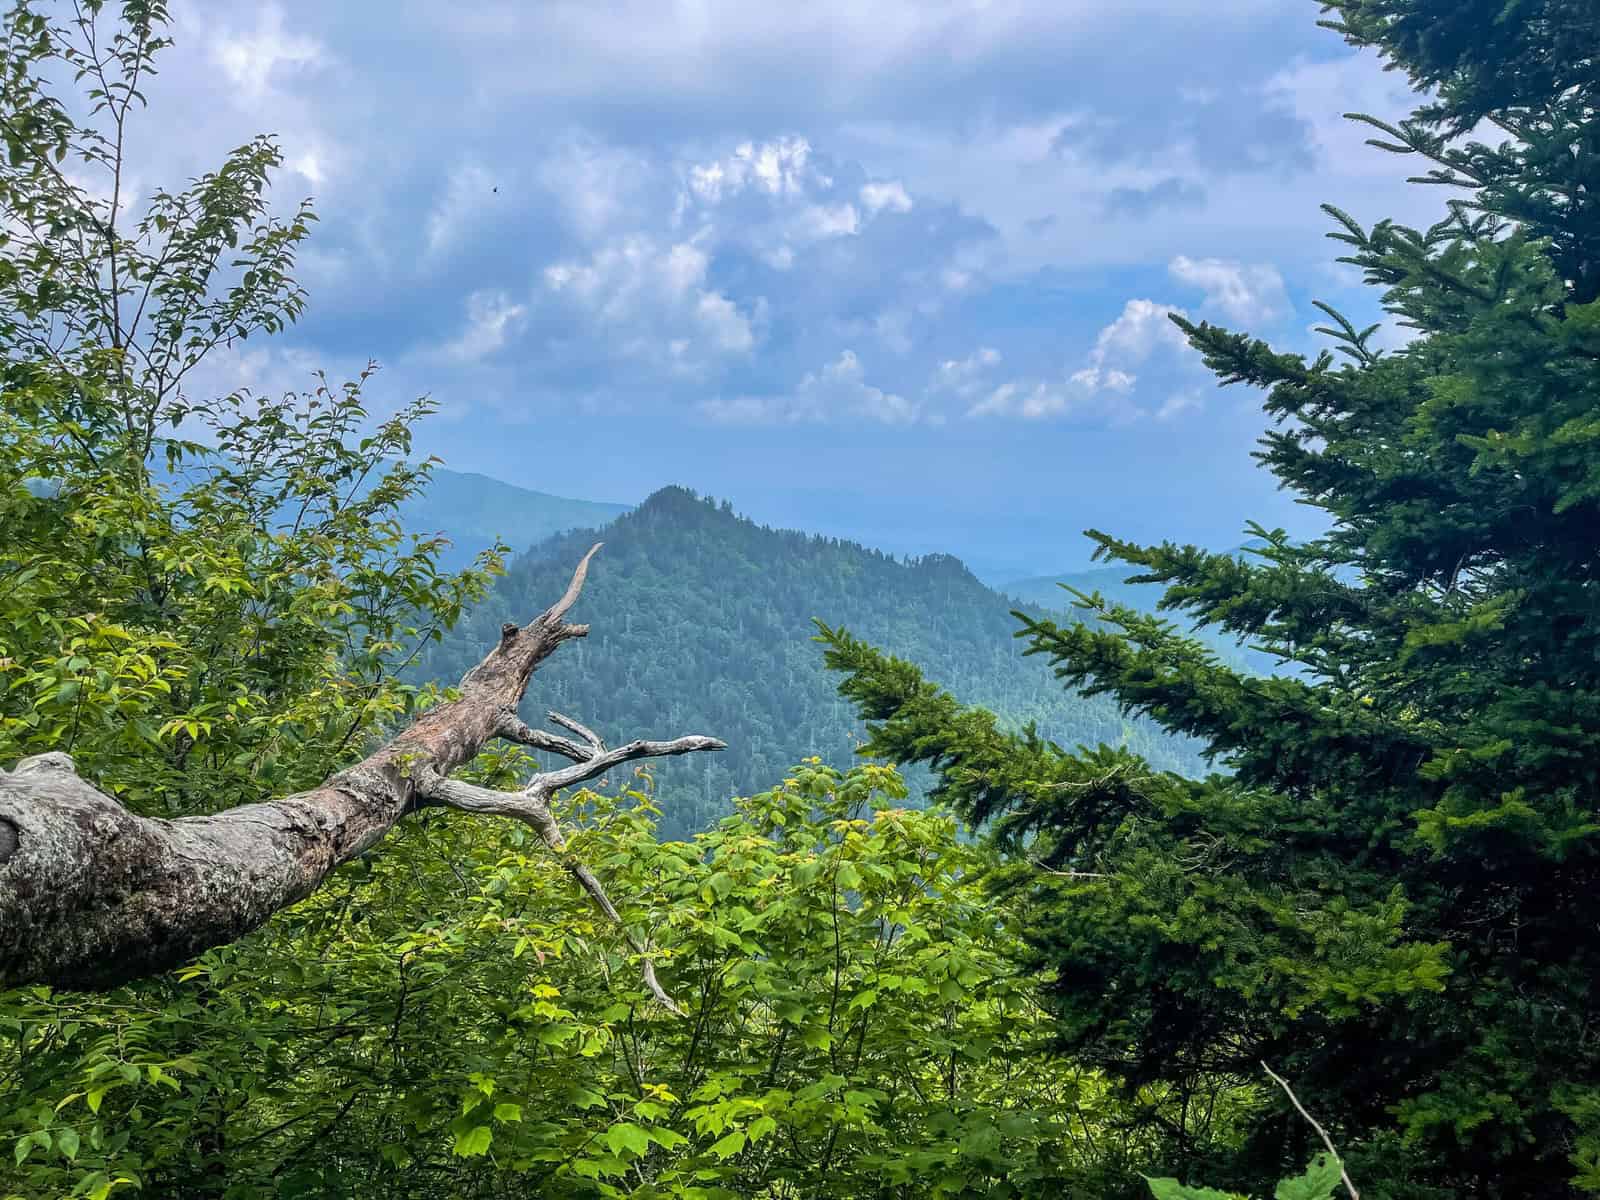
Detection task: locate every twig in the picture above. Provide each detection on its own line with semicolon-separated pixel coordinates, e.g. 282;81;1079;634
1261;1061;1359;1199
1030;860;1110;879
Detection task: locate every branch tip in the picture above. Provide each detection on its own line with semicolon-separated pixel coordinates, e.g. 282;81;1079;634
539;542;603;628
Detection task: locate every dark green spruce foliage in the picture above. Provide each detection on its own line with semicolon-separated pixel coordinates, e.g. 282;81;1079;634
823;1;1600;1194
1000;555;1285;677
418;486;1206;839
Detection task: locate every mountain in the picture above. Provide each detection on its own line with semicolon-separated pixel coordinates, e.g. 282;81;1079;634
415;486;1209;839
147;450;632;572
399;467;631;570
1001;553;1285;677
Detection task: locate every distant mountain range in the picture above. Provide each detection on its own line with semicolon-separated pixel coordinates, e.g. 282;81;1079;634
413;485;1215;839
1001;555;1284;677
398;467;631;570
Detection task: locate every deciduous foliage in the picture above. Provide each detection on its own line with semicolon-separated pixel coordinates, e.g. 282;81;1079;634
3;763;1168;1199
0;0;497;816
823;0;1600;1194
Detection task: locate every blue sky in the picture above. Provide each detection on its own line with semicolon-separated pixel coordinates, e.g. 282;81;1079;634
138;1;1441;580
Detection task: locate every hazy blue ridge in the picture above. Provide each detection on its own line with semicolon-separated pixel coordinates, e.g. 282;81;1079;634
395;467;631;569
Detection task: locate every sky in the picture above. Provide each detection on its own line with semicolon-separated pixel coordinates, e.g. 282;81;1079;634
123;1;1445;581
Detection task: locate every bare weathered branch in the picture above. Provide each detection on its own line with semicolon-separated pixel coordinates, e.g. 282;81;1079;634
495;713;590;764
546;710;606;753
531;736;727;798
0;544;722;994
1262;1061;1360;1200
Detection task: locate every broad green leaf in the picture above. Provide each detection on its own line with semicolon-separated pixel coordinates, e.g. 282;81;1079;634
453;1126;493;1157
1275;1155;1345;1200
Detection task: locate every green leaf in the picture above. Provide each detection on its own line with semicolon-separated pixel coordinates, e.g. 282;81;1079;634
55;1127;80;1161
1275;1155;1345;1200
453;1126;493;1157
1145;1178;1246;1200
604;1123;651;1158
708;1131;746;1160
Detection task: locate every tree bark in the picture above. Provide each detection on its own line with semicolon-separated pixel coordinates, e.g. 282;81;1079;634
0;545;723;992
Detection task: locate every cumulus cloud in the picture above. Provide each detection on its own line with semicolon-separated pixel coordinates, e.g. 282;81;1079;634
1084;298;1191;371
701;349;916;425
542;232;758;365
807;350;918;423
932;347;1002;397
796;202;861;239
209;4;326;102
690;136;817;203
435;290;528;364
967;380;1075;420
1168;255;1287;323
966;299;1194;422
679;137;920;260
860;180;913;214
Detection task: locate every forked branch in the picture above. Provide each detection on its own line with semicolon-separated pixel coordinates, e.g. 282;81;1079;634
0;544;724;999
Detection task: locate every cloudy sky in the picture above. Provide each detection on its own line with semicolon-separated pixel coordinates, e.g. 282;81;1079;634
130;1;1439;580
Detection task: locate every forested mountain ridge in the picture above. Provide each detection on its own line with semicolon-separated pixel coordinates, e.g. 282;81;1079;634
415;485;1208;838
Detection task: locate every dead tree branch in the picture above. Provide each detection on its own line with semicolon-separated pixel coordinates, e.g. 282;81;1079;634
0;544;724;995
1261;1061;1360;1200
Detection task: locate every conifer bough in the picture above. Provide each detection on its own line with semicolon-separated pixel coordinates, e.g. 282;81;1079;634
0;545;725;996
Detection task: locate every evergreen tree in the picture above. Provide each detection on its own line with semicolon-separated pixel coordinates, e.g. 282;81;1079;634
821;1;1600;1194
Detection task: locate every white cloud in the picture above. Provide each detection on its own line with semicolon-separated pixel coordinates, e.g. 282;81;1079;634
681;135;913;256
438;290;528;364
287;150;326;188
967;372;1147;423
1067;365;1136;392
1168;255;1287;323
542;232;758;365
210;5;326;103
695;290;756;352
1263;54;1434;184
425;163;496;259
968;380;1071;420
690;136;816;203
697;394;813;424
540;137;654;238
701;349;916;425
797;202;861;239
966;299;1195;422
803;350;917;423
1156;389;1202;421
1086;298;1190;370
932;346;1001;397
860;179;912;214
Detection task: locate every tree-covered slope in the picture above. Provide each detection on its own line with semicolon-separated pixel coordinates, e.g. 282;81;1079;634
417;486;1207;838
